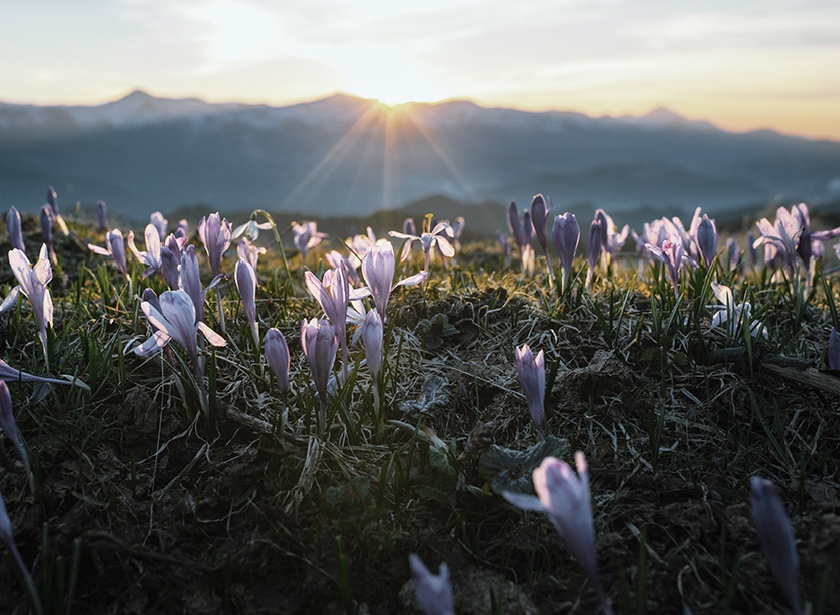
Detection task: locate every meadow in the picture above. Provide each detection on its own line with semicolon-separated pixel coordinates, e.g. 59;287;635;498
0;198;839;614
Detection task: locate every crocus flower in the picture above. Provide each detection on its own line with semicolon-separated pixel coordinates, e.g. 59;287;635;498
178;245;223;324
175;219;190;240
531;194;554;282
586;217;604;288
232;215;273;241
6;206;24;252
593;209;629;268
97;200;108;231
515;344;546;440
0;245;53;362
508;202;535;275
409;554;455;615
389;218;455;274
264;328;290;398
235;259;259;346
128;224;163;279
150;211;168;240
710;283;766;339
753;205;804;280
325;250;361;286
362;309;383;385
358;240;427;317
551;212;579;293
305;263;350;369
292;221;326;265
828;327;840;371
237;237;266;271
0;359;82;386
88;229;128;278
46;184;68;235
694;213;718;267
503;453;611;614
645;232;697;297
198;212;232;277
159;234;184;289
403;217;416;237
40;205;55;263
0;381;28;473
301;317;338;433
750;477;801;615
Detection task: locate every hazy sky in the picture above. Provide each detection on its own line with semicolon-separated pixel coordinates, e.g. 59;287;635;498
2;0;839;140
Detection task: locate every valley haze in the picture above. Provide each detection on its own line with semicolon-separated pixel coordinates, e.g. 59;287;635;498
2;90;839;234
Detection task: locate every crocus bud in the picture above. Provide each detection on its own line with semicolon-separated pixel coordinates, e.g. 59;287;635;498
264;328;290;396
362;309;383;383
362;241;396;316
235;259;258;344
40;205;54;255
515;344;545;439
587;217;604;287
530;193;552;252
300;317;337;408
97;200;108;231
150;211;168;240
46;185;58;215
695;214;718;267
403;217;416;237
107;229;128;278
176;219;189;240
409;554;455;615
6;207;25;252
160;235;183;290
198;212;232;277
552;212;579;291
749;477;801;615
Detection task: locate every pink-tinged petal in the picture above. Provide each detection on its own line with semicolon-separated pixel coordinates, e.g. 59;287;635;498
395;271;428;288
304;271;330;308
197;322;227;347
348;286;372;301
435;235;455;257
0;287;21;314
88;244;111;256
141;301;172;338
159;291;197;349
8;249;33;293
134;330;172;355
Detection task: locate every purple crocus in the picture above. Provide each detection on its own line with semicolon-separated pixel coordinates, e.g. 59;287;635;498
40;205;55;263
0;381;28;473
694;214;718;267
503;453;611;614
175;219;190;240
531;194;554;283
645;232;697;297
150;211;168;240
6;207;25;252
552;212;580;293
409;554;455;615
135;289;227;418
301;317;338;434
97;200;108;231
128;224;164;279
389;218;455;274
178;245;223;324
237;238;266;271
198;213;232;277
359;240;427;318
508;202;535;275
305;263;350;370
264;327;290;399
46;184;68;235
0;359;83;386
362;308;385;437
586;217;604;288
88;229;128;278
753;205;804;280
827;327;840;371
1;245;53;363
750;477;801;615
235;259;259;346
594;209;629;267
515;344;546;440
292;221;326;266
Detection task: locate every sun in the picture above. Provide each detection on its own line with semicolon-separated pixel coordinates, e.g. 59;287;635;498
335;44;452;107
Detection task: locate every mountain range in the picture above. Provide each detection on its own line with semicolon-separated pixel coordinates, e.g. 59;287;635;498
2;90;839;232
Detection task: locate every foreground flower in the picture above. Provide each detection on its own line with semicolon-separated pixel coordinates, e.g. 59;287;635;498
301;318;337;434
552;212;579;293
503;453;611;614
135;290;227;417
359;240;426;317
693;213;718;267
710;283;766;339
178;245;223;324
409;554;455;615
128;224;163;279
264;328;290;399
235;259;259;347
362;308;385;437
88;229;128;278
531;193;554;284
6;206;24;252
508;202;534;275
305;263;350;369
515;344;545;439
198;212;232;277
0;245;53;363
150;211;168;240
753;205;804;280
750;477;801;615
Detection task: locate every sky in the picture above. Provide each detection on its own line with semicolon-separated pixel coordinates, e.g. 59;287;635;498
2;0;839;140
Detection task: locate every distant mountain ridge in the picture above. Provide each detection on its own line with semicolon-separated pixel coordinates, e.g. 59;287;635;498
1;90;839;226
